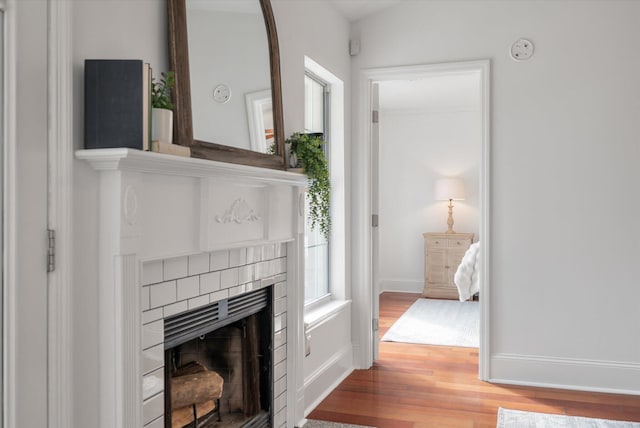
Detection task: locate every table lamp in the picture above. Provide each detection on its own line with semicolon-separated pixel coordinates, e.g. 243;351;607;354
434;178;465;234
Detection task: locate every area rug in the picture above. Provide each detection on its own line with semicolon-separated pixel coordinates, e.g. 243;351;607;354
497;408;640;427
381;298;479;347
305;420;375;428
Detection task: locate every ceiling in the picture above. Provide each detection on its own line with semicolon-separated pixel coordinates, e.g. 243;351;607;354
329;0;404;21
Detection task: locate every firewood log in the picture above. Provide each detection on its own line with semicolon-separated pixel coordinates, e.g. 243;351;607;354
171;370;224;409
173;361;207;377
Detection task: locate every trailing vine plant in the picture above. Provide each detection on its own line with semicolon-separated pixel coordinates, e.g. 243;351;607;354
287;133;331;239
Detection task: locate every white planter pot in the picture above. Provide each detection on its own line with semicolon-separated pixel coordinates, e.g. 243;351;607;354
152;107;173;144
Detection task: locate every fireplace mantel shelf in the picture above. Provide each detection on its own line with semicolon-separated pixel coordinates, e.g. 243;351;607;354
76;148;308;186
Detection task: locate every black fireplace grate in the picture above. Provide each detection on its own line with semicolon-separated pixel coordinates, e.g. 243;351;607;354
164;287;270;349
242;411;270;428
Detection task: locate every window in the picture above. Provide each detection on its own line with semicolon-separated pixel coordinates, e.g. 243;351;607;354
303;73;330;304
302;56;346;314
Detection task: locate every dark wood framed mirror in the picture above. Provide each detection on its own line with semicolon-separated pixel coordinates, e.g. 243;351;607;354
167;0;286;169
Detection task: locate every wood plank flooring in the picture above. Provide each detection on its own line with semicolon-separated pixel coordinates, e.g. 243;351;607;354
307;292;640;427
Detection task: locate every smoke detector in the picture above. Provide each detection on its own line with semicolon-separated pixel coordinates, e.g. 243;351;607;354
510;38;534;61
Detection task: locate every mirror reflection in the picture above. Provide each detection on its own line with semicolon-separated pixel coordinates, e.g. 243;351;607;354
186;0;273;153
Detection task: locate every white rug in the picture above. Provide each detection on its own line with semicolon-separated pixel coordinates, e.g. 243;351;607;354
497;408;640;427
381;298;479;347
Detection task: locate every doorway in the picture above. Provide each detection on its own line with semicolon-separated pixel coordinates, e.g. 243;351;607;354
353;60;490;379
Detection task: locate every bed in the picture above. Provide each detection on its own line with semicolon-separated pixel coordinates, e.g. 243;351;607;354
454;241;480;302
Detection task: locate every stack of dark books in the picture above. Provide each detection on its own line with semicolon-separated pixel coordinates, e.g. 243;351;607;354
84;59;151;151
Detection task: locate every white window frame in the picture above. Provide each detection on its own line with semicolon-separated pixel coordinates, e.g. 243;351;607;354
303;72;330;307
303;56;346;316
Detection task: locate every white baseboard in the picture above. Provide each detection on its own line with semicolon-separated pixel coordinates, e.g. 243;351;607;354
379;279;423;294
351;342;367;369
491;353;640;396
303;345;354;416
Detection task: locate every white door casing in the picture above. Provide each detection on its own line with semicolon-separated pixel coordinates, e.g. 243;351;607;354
1;1;8;426
47;0;73;427
370;83;380;361
352;60;491;379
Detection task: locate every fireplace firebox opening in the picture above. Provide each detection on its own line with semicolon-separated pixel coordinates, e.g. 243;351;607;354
164;288;273;428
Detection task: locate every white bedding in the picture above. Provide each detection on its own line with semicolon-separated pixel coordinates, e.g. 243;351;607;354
454;241;480;301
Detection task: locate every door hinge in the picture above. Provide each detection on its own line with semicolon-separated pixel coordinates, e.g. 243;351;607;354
372;110;379;124
47;229;55;273
372;214;379;228
372;318;379;331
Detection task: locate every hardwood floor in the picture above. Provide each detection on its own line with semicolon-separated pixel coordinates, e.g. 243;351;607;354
307;292;640;427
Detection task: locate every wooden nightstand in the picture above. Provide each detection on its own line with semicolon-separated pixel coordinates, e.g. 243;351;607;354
422;232;474;300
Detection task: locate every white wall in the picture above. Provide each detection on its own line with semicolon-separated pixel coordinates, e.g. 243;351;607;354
378;104;481;293
352;0;640;393
9;1;49;426
302;305;353;415
271;0;354;421
273;0;351;141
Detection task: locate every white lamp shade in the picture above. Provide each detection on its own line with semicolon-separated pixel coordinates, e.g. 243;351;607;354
434;178;465;201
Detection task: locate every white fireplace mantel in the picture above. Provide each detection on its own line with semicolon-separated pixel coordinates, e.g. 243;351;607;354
76;148;306;428
77;148;307;260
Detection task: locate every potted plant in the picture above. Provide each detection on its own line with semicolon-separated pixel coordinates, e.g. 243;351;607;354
286;132;331;239
151;71;175;144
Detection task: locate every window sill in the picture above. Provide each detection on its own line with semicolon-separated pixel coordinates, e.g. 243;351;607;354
304;299;351;332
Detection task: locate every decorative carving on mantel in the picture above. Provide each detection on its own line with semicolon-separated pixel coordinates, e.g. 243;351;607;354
216;198;262;224
123;185;138;226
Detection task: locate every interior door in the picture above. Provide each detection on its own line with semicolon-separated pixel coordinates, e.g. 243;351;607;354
371;83;380;360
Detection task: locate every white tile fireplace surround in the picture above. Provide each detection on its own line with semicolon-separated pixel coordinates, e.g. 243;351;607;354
77;148;307;428
142;246;287;428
